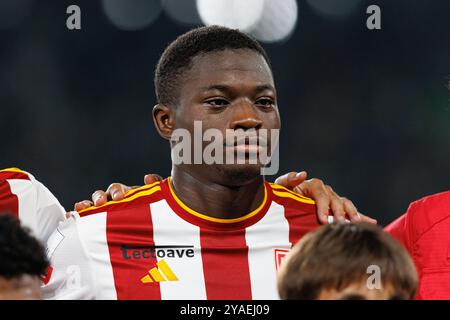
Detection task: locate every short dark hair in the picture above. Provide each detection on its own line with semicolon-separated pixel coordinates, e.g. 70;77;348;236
278;222;418;300
0;213;49;279
155;25;271;106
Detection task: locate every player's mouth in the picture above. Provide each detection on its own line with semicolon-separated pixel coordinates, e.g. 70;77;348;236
224;136;268;154
230;144;262;153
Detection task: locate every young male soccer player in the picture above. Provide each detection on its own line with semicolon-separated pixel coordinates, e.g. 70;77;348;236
278;222;418;300
42;26;328;300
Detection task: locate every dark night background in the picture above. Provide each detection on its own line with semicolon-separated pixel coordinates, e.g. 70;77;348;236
0;0;448;226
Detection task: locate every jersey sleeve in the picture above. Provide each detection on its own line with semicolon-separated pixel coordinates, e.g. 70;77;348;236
42;214;96;300
33;178;66;243
0;168;65;243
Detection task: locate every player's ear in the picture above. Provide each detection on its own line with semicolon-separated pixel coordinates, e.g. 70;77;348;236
152;104;174;140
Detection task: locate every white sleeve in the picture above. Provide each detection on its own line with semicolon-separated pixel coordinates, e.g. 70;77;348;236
33;177;66;243
42;214;96;300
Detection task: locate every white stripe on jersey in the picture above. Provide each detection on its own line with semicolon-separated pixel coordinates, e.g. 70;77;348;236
76;212;117;300
8;179;37;235
245;202;291;300
150;200;207;300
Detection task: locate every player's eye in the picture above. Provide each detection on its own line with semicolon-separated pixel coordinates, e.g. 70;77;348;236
255;98;275;108
204;98;229;108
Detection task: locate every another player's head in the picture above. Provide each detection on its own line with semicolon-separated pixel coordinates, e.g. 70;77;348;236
0;213;49;300
278;222;418;300
153;26;280;186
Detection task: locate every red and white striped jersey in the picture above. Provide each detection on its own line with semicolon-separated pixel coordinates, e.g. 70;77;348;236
0;168;66;243
43;178;320;300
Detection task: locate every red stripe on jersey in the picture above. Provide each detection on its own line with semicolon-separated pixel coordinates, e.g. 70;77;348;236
0;182;19;218
0;170;30;218
0;170;30;181
41;266;53;285
272;195;320;246
106;200;162;300
199;228;252;299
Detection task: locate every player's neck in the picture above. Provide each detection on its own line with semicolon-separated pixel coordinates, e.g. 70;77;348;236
170;166;266;219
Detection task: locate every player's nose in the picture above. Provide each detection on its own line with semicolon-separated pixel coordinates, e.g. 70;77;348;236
229;99;263;130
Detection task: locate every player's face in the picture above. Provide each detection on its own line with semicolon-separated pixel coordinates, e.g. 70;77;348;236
0;275;43;300
174;49;280;185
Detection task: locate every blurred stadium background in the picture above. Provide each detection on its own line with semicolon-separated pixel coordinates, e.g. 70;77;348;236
0;0;448;225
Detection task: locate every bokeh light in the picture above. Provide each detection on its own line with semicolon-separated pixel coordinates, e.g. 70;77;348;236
196;0;265;31
250;0;298;43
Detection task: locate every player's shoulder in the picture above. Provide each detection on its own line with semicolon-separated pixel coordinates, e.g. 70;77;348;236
268;182;316;209
0;167;40;198
0;167;35;181
407;190;450;218
267;183;320;232
77;181;163;218
407;190;450;215
412;190;450;208
406;190;450;239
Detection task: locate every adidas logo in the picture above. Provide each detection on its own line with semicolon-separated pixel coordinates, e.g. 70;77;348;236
141;259;179;283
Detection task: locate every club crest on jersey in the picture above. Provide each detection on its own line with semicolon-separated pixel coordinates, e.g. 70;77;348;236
274;249;289;271
140;259;179;284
